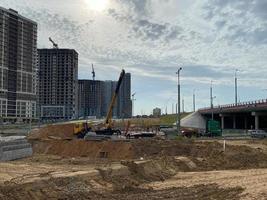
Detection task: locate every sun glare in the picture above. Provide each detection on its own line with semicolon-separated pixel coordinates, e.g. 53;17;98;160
85;0;109;11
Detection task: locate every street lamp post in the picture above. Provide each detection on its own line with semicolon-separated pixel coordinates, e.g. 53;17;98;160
235;69;238;106
210;81;216;120
210;81;213;109
176;67;182;135
131;92;136;117
193;89;196;112
182;97;185;113
211;96;216;120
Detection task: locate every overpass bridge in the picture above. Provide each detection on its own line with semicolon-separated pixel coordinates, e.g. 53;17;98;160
199;99;267;130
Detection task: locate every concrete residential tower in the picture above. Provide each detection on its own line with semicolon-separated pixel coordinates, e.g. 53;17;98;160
78;80;103;118
38;49;78;120
0;7;38;122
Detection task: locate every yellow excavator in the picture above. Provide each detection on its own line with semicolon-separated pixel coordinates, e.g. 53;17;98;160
95;69;125;135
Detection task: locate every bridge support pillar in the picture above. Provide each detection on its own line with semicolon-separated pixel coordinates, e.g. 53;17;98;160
244;116;247;130
219;114;225;129
233;115;236;129
252;112;261;130
255;115;259;130
221;116;224;129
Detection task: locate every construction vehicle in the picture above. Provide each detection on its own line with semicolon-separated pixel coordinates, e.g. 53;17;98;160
94;69;125;136
73;122;92;138
72;70;125;139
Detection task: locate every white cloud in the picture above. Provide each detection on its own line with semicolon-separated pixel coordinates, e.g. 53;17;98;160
0;0;266;114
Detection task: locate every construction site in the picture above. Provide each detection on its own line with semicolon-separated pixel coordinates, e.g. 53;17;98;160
0;112;267;200
0;69;267;200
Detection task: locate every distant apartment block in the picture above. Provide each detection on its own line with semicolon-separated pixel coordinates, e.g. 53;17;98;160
78;80;103;118
38;49;78;120
78;73;132;119
0;7;38;122
118;73;132;118
101;80;119;117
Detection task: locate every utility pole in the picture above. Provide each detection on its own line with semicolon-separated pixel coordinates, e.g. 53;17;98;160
193;89;196;112
131;93;136;117
176;67;182;135
182;97;185;113
210;81;213;109
210;81;216;120
235;69;238;106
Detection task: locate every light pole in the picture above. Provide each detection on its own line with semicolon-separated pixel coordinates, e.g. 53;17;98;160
182;97;185;113
176;67;182;135
210;80;213;109
193;89;196;112
211;96;216;120
131;92;136;117
235;69;238;106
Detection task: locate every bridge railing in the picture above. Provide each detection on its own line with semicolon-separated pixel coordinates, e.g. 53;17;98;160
199;99;267;112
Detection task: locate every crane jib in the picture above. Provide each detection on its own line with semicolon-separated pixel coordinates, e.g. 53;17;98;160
105;69;125;126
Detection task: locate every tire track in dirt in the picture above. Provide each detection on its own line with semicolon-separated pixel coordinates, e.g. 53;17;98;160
146;168;267;200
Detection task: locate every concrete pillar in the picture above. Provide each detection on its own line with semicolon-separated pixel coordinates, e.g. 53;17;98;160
244;116;247;130
255;115;259;130
221;115;225;129
233;115;236;129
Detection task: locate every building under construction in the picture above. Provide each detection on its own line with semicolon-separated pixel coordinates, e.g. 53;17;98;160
78;73;132;119
38;48;78;120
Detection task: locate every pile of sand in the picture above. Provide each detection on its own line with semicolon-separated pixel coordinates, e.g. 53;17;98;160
28;124;75;140
132;139;267;170
30;138;267;170
31;140;134;160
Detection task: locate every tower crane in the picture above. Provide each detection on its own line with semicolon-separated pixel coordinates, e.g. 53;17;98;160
49;37;59;49
92;64;95;81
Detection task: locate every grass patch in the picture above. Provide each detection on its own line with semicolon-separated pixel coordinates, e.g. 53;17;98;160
160;113;191;125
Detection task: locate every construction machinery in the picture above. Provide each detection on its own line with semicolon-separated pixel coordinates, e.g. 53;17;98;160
71;70;125;139
73;122;92;138
95;69;125;135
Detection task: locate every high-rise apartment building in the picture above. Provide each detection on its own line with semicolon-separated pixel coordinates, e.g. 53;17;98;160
78;80;103;118
118;73;132;118
0;7;37;122
38;49;78;120
102;80;119;118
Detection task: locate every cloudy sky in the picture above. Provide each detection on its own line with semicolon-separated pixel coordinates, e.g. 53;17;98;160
1;0;267;115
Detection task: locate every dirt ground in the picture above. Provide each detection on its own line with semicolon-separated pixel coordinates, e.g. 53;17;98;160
0;138;267;199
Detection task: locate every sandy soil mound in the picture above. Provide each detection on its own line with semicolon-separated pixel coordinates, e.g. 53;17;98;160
30;138;267;170
28;124;75;140
131;139;267;170
31;140;134;160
